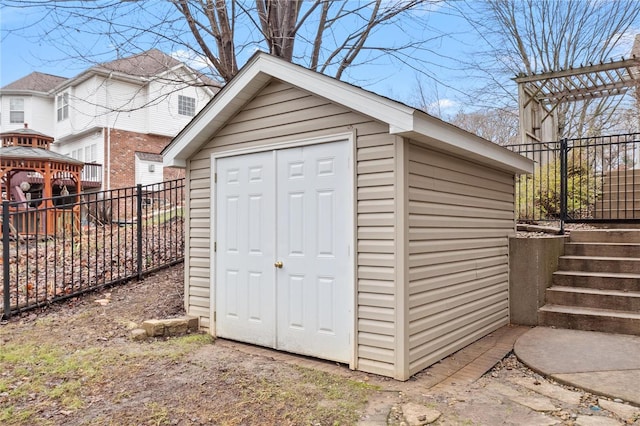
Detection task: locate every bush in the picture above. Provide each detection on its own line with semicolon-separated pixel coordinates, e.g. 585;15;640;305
517;148;600;220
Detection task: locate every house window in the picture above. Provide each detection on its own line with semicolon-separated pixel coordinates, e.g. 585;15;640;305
57;93;69;121
178;95;195;116
84;144;97;163
10;98;24;124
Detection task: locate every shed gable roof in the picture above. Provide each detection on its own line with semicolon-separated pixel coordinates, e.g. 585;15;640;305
163;52;532;174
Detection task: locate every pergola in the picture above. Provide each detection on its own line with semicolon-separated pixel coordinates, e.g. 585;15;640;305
0;125;84;235
515;57;640;145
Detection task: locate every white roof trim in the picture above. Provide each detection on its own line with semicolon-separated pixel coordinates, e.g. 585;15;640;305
163;52;533;174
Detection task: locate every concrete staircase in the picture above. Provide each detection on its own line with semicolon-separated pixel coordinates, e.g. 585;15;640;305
539;229;640;335
594;169;640;220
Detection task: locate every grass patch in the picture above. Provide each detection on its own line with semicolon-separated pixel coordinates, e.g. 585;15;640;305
296;366;379;425
0;333;212;425
145;333;214;360
213;364;378;425
0;342;105;424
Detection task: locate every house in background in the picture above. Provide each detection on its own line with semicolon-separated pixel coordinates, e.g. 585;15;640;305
0;49;219;191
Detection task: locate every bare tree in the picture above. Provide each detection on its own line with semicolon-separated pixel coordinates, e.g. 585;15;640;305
449;109;519;146
2;0;443;85
449;0;640;138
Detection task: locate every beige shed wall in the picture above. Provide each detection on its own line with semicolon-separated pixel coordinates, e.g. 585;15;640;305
184;79;399;377
406;143;515;376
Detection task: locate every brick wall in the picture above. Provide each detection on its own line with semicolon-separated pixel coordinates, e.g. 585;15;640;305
104;129;185;189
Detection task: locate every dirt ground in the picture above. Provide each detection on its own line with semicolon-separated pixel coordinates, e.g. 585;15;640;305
1;264;638;426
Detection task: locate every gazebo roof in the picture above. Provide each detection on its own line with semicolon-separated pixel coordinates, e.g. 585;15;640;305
0;146;84;165
0;127;52;138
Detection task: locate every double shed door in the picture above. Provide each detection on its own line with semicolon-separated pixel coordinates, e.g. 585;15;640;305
215;140;352;363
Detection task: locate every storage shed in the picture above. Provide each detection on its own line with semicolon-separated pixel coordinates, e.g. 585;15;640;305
163;52;533;380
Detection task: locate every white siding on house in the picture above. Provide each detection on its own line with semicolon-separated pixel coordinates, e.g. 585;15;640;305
56;76;149;139
135;154;164;186
103;79;149;134
56;76;101;139
30;96;55;135
51;131;104;166
147;69;212;136
0;95;55;135
185;80;398;377
406;143;515;376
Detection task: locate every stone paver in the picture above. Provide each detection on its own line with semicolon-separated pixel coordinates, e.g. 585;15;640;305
401;403;441;425
575;415;623;426
554;370;640;406
598;399;640;422
509;395;560;412
509;376;583;405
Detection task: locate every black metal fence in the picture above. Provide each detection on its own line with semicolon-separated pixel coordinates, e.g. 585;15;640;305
508;133;640;227
1;178;185;319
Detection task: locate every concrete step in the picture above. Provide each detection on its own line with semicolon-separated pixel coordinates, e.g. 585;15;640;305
545;286;640;311
598;187;640;201
569;229;640;243
605;169;640;178
564;242;640;257
593;209;640;220
595;197;640;206
538;304;640;336
558;255;640;273
552;270;640;291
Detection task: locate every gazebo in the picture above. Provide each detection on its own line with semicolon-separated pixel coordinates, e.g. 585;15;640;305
0;124;84;236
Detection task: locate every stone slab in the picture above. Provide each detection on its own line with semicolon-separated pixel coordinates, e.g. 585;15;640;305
597;398;640;421
510;395;559;412
574;415;622;426
401;403;441;425
508;377;582;405
553;370;640;407
142;319;165;337
141;316;199;337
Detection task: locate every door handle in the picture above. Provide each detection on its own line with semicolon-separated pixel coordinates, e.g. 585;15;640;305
274;261;283;268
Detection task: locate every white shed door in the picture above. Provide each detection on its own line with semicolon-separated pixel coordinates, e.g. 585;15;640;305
215;141;351;363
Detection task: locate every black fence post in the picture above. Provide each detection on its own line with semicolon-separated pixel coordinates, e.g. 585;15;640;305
559;138;568;234
2;201;11;320
136;184;143;280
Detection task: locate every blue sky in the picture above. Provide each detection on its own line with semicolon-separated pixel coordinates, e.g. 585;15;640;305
1;1;638;117
0;1;480;114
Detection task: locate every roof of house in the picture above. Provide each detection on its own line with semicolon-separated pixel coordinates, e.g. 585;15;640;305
59;49;221;91
100;49;184;78
136;151;163;162
2;50;221;96
163;51;533;174
1;72;68;92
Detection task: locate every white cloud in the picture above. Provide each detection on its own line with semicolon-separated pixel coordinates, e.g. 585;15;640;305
428;98;457;114
610;28;640;58
171;49;212;71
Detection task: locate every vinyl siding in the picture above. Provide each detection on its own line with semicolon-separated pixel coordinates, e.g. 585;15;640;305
356;132;397;377
185;79;398;376
406;143;515;376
